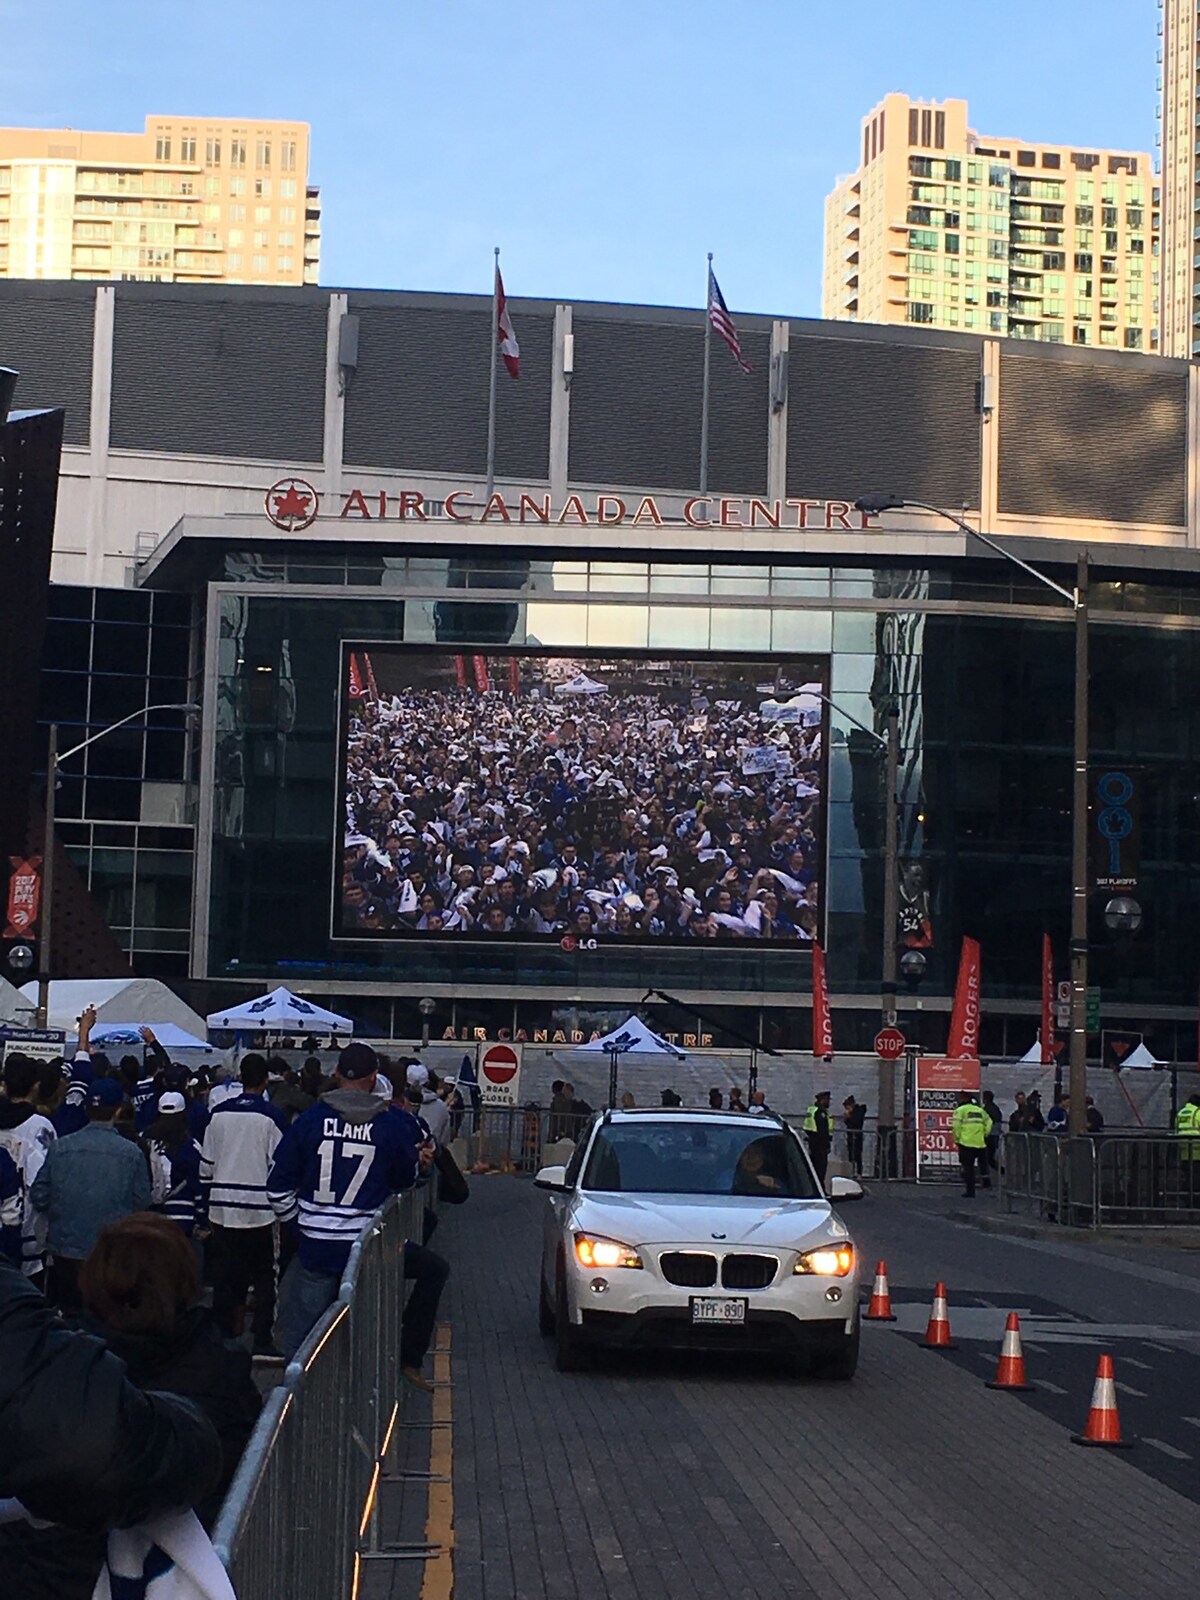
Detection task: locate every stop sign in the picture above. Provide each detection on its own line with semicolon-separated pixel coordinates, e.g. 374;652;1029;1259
874;1027;907;1061
479;1043;520;1085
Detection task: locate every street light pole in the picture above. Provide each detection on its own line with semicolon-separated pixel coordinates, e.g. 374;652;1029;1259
1069;554;1090;1140
880;709;901;1151
854;496;1090;1143
35;722;57;1031
33;703;199;1032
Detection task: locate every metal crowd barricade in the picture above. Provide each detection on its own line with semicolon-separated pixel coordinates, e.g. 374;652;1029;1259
1093;1134;1200;1226
211;1187;425;1599
461;1103;915;1185
1000;1131;1200;1227
462;1102;593;1170
998;1131;1074;1221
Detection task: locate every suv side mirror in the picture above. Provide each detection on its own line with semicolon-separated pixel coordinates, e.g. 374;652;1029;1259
534;1164;570;1192
830;1176;865;1202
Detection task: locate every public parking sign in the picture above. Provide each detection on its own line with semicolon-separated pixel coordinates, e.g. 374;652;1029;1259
916;1055;981;1182
477;1041;523;1107
874;1027;907;1061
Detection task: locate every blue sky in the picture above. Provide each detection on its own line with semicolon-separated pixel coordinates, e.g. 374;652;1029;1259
3;0;1159;316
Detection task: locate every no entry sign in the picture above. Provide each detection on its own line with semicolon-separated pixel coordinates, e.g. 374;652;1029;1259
478;1041;523;1106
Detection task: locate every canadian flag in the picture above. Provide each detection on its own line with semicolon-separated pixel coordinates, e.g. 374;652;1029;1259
497;268;520;379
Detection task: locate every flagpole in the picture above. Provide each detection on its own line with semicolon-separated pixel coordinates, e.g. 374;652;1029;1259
485;244;500;502
699;251;712;494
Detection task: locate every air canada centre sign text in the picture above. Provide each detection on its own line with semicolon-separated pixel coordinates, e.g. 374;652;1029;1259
265;478;883;534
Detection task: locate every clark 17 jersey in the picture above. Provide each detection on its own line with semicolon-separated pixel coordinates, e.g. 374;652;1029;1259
267;1094;422;1273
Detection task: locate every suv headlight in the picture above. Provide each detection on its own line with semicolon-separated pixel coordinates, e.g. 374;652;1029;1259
794;1244;854;1277
574;1233;643;1269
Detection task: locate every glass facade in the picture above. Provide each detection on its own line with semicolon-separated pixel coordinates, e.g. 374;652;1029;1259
38;585;196;976
200;551;1200;1059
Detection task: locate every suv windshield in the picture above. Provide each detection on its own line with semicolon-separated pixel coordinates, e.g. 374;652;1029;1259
581;1121;821;1199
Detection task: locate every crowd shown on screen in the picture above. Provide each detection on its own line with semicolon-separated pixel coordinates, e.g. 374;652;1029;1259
341;680;823;941
0;1006;456;1597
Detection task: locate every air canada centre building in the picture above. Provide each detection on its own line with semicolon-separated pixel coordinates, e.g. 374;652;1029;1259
6;276;1200;1058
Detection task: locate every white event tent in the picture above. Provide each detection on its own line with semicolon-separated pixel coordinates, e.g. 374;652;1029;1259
575;1014;686;1107
206;986;353;1034
19;977;207;1038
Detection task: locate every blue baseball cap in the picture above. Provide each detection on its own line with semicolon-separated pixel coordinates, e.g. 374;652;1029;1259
87;1078;125;1110
337;1042;377;1081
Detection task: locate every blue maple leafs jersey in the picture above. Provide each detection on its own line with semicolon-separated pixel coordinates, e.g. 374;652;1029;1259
267;1092;423;1274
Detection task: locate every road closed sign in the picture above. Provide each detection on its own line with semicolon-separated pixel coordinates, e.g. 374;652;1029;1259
478;1041;524;1106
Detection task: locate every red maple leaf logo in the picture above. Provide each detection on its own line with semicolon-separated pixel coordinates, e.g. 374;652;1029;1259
273;484;312;521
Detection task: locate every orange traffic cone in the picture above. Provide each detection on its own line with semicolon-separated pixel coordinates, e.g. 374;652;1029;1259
865;1260;897;1322
921;1281;957;1349
986;1313;1034;1392
1072;1354;1133;1448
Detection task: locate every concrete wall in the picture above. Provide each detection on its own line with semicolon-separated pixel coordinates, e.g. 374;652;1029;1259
0;279;1194;592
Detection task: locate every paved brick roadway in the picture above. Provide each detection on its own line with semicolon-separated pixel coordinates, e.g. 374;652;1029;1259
374;1178;1200;1600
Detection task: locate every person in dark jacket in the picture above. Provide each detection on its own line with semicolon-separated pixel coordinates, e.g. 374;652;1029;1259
0;1255;221;1600
266;1056;317;1122
0;1147;21;1265
1008;1091;1029;1133
981;1089;1002;1174
1021;1090;1046;1132
841;1096;867;1175
802;1091;833;1187
80;1212;262;1526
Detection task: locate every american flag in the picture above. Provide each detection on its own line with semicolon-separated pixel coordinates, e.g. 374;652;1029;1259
708;268;751;373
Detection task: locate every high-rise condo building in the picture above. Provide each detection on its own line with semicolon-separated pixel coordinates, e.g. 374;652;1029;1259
1159;0;1200;355
824;94;1157;353
0;116;320;286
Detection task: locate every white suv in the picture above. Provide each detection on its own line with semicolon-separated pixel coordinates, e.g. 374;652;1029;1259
535;1108;864;1377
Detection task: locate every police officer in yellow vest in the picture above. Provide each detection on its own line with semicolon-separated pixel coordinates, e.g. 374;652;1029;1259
951;1091;992;1198
1175;1094;1200;1148
802;1091;833;1190
1176;1094;1200;1195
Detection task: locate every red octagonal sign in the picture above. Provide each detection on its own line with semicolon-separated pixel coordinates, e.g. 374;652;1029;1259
480;1043;520;1085
874;1027;907;1061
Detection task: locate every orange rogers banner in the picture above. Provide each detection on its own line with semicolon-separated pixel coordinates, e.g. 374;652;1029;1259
915;1055;982;1182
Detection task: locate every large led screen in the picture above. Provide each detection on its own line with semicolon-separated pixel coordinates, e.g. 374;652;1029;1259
335;647;828;945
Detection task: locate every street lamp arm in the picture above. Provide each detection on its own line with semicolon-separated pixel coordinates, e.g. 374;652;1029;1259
854;495;1077;607
809;690;886;748
855;491;1092;1153
56;702;199;766
34;700;199;1031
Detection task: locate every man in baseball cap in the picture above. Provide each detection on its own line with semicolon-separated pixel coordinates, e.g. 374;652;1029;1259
86;1078;125;1112
30;1076;150;1311
338;1041;379;1083
269;1038;436;1368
